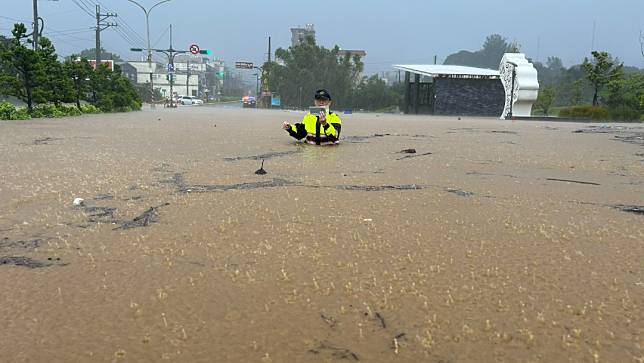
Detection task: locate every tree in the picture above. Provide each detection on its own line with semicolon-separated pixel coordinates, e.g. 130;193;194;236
0;24;47;113
63;56;93;110
535;85;556;116
350;75;401;111
444;34;514;69
569;79;584;105
87;64;140;112
582;51;623;106
605;73;644;120
37;37;73;106
77;48;123;62
266;37;363;109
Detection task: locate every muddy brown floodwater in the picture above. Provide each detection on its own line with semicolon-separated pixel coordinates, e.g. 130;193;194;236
0;107;643;362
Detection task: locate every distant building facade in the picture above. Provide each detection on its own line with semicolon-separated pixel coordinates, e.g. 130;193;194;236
291;24;315;47
122;56;226;100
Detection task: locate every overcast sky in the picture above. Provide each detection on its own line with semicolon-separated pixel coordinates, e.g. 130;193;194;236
1;0;643;73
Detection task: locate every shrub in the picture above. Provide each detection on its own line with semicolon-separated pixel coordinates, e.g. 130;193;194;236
80;104;101;114
609;106;642;122
59;105;82;117
12;108;31;120
558;105;609;120
0;101;17;120
32;104;65;118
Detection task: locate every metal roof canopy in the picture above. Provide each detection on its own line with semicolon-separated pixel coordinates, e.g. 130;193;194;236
394;64;500;79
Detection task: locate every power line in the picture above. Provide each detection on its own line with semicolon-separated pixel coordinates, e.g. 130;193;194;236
0;15;30;23
71;0;94;17
152;25;170;47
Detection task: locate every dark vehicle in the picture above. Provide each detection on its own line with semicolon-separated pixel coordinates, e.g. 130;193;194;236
242;95;256;108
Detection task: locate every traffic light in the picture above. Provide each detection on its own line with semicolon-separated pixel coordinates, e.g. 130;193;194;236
218;70;224;77
199;49;212;55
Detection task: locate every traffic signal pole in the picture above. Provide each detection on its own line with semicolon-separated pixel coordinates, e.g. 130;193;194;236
131;24;211;108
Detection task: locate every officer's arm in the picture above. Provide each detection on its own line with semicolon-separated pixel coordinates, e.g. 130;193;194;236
287;123;307;140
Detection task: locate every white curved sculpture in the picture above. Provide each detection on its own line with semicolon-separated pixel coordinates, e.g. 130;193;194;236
499;53;539;119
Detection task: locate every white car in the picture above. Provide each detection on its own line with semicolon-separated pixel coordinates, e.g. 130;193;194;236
180;96;203;105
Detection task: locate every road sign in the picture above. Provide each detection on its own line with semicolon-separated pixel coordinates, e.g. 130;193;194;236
167;63;174;72
235;61;254;69
189;44;200;55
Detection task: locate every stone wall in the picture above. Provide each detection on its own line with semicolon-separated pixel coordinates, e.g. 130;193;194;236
433;78;505;117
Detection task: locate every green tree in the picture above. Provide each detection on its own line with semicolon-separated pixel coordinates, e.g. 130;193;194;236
63;56;93;110
582;51;623;106
444;34;513;69
350;75;401;111
569;79;584;105
77;48;123;62
37;37;73;106
0;24;47;113
90;64;140;112
605;73;644;121
535;85;556;116
266;37;363;109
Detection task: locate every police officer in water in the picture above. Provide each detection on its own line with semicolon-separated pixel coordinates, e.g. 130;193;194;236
282;89;342;145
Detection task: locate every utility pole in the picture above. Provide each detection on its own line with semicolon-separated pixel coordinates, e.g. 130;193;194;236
169;24;175;105
261;36;271;108
127;0;172;105
32;0;39;49
95;5;117;66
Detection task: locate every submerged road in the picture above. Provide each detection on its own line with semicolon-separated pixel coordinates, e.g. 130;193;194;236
0;107;642;362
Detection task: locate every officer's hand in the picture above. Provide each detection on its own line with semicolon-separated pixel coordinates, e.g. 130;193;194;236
319;111;327;125
282;121;291;130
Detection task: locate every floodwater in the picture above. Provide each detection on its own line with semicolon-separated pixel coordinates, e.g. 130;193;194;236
0;107;642;362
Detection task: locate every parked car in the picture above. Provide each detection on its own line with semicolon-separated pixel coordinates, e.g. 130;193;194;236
179;96;203;105
179;96;193;105
242;95;256;108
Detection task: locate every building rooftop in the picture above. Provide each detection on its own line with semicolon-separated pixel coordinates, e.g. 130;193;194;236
393;64;500;78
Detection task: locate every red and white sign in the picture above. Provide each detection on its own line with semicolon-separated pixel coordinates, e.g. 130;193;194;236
189;44;200;55
89;60;114;71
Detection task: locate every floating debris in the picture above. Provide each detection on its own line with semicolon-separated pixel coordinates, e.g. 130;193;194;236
320;314;337;328
1;256;48;268
0;238;44;251
255;160;267;175
82;206;118;223
308;342;359;361
113;203;170;230
397;152;432;160
546;178;600;186
336;184;423;192
614;205;644;215
399;148;416;154
375;312;386;329
179;178;293;193
488;130;518;135
93;194;114;201
446;188;475;197
224;150;300;161
32;137;62;145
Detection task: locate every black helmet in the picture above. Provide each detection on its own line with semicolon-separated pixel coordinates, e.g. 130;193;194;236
314;89;331;100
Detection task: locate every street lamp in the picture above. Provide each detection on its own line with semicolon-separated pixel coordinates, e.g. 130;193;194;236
127;0;172;104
